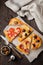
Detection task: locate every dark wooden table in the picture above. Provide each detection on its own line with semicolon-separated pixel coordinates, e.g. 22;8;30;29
0;0;43;65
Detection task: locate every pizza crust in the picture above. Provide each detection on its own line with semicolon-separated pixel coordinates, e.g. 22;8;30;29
30;33;42;50
17;36;32;54
9;18;24;25
18;24;33;42
4;27;21;42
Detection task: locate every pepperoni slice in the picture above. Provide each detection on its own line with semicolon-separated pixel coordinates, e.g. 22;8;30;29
9;28;15;32
19;44;24;50
8;30;14;36
11;31;15;35
8;32;17;38
8;33;12;38
7;27;21;38
8;31;11;34
24;48;29;53
25;41;30;45
16;27;21;33
14;32;18;37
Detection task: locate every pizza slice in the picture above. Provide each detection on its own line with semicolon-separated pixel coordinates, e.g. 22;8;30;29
31;33;42;50
4;27;21;42
17;36;31;54
18;24;33;42
9;18;24;25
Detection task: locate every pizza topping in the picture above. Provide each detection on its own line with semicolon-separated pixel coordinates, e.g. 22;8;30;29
9;28;14;32
11;31;15;35
8;33;12;38
19;44;24;50
34;35;37;39
14;21;18;24
22;29;26;32
25;41;30;45
8;27;20;38
8;31;11;34
33;44;36;47
36;40;40;42
16;27;21;33
25;33;27;36
8;31;15;37
28;30;31;33
8;27;21;38
24;48;29;53
8;28;15;38
14;32;17;37
8;32;17;38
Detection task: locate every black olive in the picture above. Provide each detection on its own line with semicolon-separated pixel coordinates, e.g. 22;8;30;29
28;30;31;33
25;33;27;36
36;40;40;42
22;29;26;32
33;44;35;47
34;35;37;39
14;21;18;24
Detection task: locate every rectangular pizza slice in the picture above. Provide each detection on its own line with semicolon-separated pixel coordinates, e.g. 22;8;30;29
18;24;33;42
17;35;32;54
4;26;21;42
30;33;42;50
9;18;24;26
